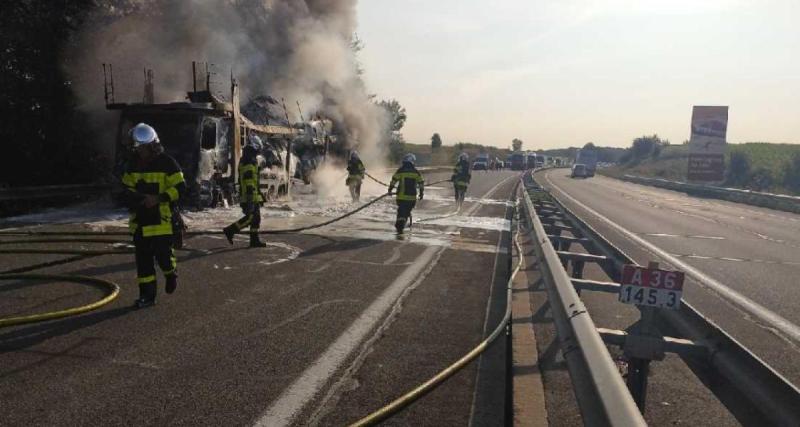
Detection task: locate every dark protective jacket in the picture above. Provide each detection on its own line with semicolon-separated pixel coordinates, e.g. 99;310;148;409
453;159;472;188
347;158;365;179
122;152;185;237
390;162;425;201
239;154;263;204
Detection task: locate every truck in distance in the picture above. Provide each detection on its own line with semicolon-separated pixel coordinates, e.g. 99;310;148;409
575;147;598;177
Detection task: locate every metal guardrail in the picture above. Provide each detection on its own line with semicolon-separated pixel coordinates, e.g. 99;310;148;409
618;174;800;214
521;180;646;426
536;172;800;425
0;184;111;202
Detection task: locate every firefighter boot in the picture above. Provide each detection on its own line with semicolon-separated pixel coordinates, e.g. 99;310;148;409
165;273;178;294
249;232;267;248
134;282;157;308
395;217;406;234
223;225;237;245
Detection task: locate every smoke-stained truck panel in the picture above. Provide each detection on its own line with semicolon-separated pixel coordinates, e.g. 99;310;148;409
105;63;337;209
111;102;238;208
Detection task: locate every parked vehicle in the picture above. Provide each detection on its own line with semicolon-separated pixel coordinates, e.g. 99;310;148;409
473;153;490;170
526;152;538;170
535;154;546;168
510;152;526;170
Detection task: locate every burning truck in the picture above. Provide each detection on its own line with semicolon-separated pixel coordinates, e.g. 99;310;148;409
104;63;335;208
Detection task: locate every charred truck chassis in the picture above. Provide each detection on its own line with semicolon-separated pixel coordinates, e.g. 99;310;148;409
105;63;330;209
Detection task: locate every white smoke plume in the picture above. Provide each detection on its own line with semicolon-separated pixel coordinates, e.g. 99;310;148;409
66;0;390;168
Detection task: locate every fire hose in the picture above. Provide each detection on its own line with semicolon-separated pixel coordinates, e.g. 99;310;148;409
350;185;522;426
2;175;521;426
0;191;403;328
0;175;455;330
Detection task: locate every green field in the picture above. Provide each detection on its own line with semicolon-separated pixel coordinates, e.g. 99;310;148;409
604;142;800;194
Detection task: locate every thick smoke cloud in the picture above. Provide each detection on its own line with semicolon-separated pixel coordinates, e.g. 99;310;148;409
66;0;389;165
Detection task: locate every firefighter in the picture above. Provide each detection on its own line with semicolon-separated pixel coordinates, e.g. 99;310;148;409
223;135;267;248
346;151;365;202
121;123;186;309
452;153;471;207
388;153;424;234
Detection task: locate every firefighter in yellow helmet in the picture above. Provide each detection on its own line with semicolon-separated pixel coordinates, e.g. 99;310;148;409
223;135;267;248
121;123;186;309
388;153;424;234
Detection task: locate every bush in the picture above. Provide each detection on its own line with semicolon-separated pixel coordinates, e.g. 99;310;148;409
726;151;751;186
748;168;774;192
783;152;800;193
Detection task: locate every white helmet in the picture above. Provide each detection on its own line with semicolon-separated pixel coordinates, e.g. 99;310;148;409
247;134;263;151
131;123;159;146
350;151;359;160
458;153;469;162
403;153;416;165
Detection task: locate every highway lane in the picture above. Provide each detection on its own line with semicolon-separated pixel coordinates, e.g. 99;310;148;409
0;170;518;426
538;168;800;386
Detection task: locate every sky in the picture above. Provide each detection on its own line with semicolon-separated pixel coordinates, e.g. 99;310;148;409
356;0;800;149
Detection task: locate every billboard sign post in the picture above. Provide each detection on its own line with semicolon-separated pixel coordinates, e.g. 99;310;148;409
688;106;728;182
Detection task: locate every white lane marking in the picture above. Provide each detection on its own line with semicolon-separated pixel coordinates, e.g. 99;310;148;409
255;246;442;427
543;170;800;345
255;173;518;426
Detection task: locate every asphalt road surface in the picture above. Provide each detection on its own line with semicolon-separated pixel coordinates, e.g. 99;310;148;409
537;168;800;390
0;170;518;426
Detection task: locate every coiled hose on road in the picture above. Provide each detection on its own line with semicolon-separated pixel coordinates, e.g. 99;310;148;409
350;181;523;426
2;176;519;425
0;186;454;328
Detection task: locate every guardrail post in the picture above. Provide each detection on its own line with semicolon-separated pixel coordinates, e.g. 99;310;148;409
623;261;666;413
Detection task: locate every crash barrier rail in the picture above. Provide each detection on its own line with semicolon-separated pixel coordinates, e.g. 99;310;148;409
350;178;522;425
532;172;800;425
616;174;800;215
0;183;112;202
521;176;646;427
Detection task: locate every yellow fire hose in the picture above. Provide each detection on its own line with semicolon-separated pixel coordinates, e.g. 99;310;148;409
349;199;523;426
2;177;519;425
0;273;120;328
0;192;404;329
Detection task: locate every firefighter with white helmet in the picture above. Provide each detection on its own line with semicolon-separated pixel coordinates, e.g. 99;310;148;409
223;134;267;248
121;123;186;308
346;150;365;202
452;152;471;207
387;153;424;234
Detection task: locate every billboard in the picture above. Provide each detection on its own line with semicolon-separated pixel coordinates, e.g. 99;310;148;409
688;106;728;182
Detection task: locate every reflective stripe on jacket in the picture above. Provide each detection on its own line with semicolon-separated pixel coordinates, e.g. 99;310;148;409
453;160;471;188
122;153;185;237
390;164;424;201
239;159;263;204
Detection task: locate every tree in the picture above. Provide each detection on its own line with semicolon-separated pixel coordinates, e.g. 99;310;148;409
0;0;105;187
583;142;596;150
783;152;800;193
512;138;523;151
431;133;442;150
377;99;407;132
726;151;751;186
628;135;666;162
